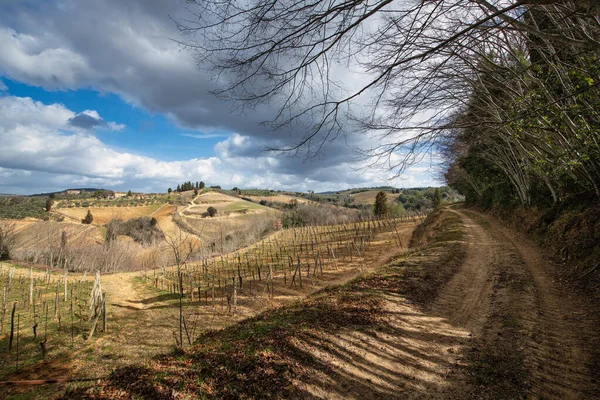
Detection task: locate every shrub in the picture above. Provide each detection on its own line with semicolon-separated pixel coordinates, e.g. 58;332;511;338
105;217;164;245
207;206;218;217
45;198;54;212
82;210;94;224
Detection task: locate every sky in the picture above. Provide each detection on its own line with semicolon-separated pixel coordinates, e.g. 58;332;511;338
0;0;442;195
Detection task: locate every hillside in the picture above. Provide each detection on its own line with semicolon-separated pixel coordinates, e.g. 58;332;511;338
349;189;396;206
53;205;162;225
0;215;418;399
56;206;600;399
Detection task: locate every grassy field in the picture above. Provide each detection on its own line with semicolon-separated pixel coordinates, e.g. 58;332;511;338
53;205;163;225
183;192;272;217
350;189;397;206
184;200;266;216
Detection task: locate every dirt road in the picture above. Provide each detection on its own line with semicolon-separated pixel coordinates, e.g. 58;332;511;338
297;208;599;399
445;209;598;398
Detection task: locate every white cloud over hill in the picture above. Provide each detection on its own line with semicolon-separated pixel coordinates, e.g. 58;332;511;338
0;95;439;194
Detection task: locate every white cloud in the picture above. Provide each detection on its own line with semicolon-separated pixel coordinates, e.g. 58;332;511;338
107;122;125;132
181;133;231;140
0;95;441;194
0;0;441;193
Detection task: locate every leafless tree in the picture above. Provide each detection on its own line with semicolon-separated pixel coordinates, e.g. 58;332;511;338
162;225;199;347
178;0;599;175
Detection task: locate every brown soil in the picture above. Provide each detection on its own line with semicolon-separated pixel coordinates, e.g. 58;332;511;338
295;208;600;399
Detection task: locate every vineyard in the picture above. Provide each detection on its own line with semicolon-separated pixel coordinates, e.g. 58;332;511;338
0;215;419;384
0;266;105;377
139;215;419;345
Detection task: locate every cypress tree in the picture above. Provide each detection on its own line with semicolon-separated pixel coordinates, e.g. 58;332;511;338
432;188;442;208
373;191;388;217
82;210;94;224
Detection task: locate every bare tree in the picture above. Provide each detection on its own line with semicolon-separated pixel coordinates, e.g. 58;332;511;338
178;0;600;174
162;226;198;348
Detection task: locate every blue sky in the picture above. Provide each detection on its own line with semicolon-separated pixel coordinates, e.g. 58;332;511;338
0;0;441;195
3;79;225;161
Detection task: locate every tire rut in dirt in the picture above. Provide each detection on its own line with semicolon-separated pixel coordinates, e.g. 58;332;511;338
487;217;600;399
438;210;531;398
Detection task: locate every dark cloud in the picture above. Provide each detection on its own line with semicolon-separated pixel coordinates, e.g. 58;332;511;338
68;113;106;130
0;1;350;151
0;0;438;191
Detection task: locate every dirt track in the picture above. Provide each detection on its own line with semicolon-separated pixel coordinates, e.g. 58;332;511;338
298;208;599;399
450;209;598;398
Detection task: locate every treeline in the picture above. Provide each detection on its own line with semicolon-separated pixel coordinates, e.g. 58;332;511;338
169;181;205;193
443;3;599;209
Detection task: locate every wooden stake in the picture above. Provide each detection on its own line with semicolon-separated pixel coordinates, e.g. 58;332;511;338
8;302;16;351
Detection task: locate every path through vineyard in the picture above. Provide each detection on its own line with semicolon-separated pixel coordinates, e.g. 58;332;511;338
298;208;599;399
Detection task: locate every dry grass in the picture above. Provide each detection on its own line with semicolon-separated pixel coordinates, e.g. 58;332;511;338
192;192;238;205
245;194;310;204
351;190;396;206
12;220;102;250
54;205;162;225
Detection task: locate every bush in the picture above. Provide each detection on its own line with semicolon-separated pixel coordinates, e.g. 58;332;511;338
105;217;164;245
45;198;54;212
82;210;94;224
207;206;218;217
0;196;49;219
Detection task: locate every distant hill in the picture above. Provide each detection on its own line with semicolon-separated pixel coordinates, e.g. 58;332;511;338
30;188;104;197
319;186;399;195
